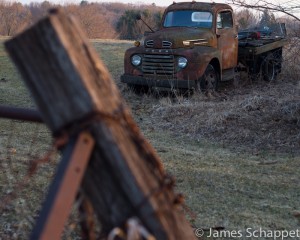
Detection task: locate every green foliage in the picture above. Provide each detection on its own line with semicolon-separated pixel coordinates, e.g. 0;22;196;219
142;9;151;18
80;0;88;6
116;9;141;40
153;11;163;29
116;8;163;40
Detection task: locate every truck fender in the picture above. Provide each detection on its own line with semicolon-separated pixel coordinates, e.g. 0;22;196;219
194;57;221;92
192;47;222;81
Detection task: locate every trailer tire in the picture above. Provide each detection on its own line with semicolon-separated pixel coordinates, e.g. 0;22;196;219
199;64;219;92
262;53;277;82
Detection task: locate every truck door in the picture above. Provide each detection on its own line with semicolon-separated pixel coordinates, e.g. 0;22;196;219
216;10;238;70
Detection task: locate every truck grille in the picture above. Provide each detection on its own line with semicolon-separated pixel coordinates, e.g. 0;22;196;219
145;40;172;48
146;40;154;47
142;54;175;76
162;41;172;48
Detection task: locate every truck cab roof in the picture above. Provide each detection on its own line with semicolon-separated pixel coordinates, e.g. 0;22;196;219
165;2;233;13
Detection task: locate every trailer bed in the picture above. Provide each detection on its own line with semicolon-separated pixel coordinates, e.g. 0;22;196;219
238;38;287;56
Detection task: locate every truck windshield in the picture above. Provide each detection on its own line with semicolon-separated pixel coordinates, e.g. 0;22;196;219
163;10;212;28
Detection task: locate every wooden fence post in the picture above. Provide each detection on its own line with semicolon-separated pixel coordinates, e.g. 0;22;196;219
5;9;196;239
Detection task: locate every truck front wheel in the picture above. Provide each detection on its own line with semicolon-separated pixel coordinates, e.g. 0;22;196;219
199;64;219;92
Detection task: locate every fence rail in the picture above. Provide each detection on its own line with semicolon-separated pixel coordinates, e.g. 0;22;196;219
0;106;43;122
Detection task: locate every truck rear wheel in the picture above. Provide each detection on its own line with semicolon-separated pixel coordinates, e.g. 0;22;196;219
199;64;219;92
262;53;277;82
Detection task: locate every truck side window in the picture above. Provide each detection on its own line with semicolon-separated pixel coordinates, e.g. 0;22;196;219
217;11;233;29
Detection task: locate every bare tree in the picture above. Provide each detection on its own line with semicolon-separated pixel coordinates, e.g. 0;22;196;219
0;1;32;36
235;8;258;29
64;3;118;39
28;1;57;23
284;16;300;36
230;0;300;83
230;0;300;22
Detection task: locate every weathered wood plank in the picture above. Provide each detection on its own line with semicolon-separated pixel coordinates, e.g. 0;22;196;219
5;9;196;240
5;9;121;133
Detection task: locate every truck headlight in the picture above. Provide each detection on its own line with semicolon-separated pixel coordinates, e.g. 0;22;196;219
178;57;188;69
131;55;142;66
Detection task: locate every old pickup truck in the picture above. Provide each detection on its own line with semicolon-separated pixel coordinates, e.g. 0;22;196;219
121;1;287;92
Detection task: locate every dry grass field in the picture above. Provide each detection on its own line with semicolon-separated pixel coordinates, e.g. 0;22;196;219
0;37;299;239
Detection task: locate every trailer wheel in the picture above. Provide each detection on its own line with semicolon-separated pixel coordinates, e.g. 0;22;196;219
199;64;219;92
262;53;277;82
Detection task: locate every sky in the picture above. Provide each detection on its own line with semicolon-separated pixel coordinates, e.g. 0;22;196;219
95;0;226;6
17;0;299;18
19;0;226;7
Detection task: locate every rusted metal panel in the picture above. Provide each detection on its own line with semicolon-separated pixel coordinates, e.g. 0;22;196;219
217;28;238;69
216;9;238;69
121;74;196;89
142;27;217;49
31;132;95;240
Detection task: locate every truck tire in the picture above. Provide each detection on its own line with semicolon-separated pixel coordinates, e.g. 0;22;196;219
262;53;277;82
200;64;219;91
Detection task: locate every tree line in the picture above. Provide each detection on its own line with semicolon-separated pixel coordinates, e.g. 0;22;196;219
0;0;298;39
0;0;165;39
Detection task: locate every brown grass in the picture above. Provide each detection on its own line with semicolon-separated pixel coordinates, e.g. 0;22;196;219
147;80;300;155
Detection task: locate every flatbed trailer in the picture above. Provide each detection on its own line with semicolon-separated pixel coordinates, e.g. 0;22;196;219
238;38;287;81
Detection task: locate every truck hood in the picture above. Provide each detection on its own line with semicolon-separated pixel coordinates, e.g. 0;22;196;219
143;27;216;49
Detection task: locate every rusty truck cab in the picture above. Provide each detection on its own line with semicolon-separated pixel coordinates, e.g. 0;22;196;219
121;2;238;91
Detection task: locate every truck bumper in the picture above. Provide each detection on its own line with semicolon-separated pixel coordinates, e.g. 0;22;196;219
120;74;196;89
